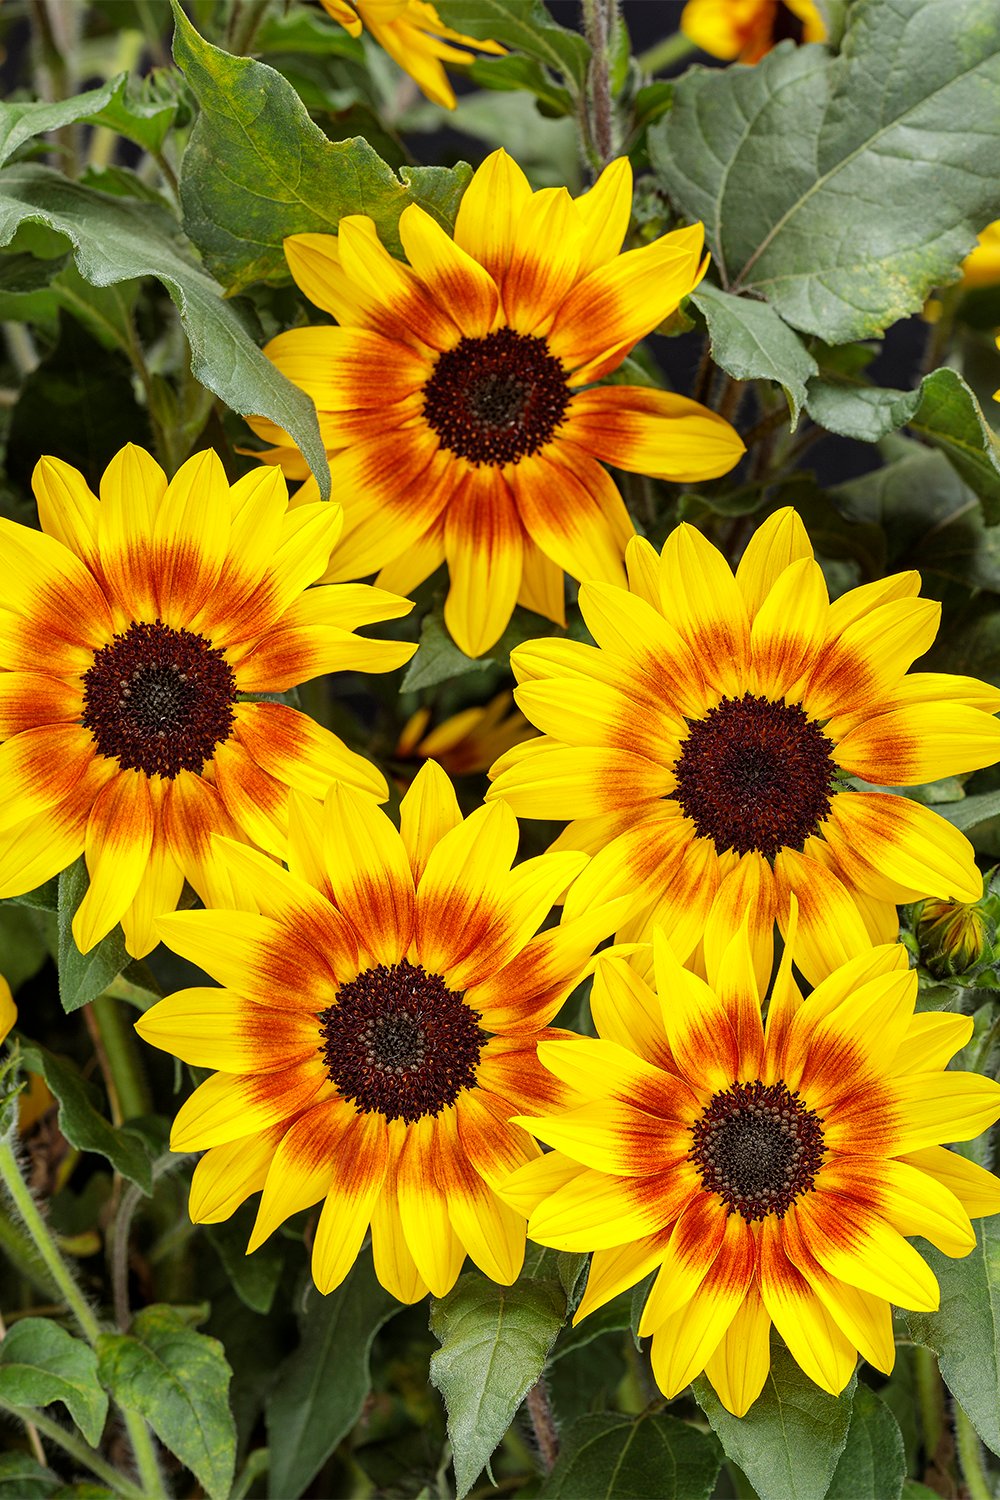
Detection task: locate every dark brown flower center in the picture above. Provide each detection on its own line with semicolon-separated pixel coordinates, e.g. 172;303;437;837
690;1080;825;1222
81;619;237;779
318;958;485;1123
672;692;837;859
422;328;570;467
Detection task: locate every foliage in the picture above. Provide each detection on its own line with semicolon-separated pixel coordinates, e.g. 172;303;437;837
0;0;999;1498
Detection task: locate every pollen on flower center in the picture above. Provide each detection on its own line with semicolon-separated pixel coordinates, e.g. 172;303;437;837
422;327;571;467
690;1079;825;1222
672;692;837;860
81;620;237;780
318;958;485;1123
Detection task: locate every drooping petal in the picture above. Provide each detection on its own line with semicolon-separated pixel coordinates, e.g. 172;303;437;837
311;1109;390;1294
648;1214;757;1398
638;1192;729;1335
188;1123;287;1224
758;1217;858;1396
248;1096;357;1250
72;771;155;954
395;1113;468;1296
509;445;630;591
702;1285;772;1417
443;465;524;658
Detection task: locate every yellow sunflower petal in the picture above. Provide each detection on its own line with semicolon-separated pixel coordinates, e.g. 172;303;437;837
170;1063;331;1152
398;202;499;337
32;454;100;570
399;758;463;884
73;772;155;956
564;386;745;482
396;1113;468;1296
759;1218;858;1396
322;781;415;966
453;147;532;284
891;1071;1000;1153
188;1124;286;1224
248;1097;355;1251
311;1110;389;1294
648;1214;757;1398
824;792;983;904
443;466;524;658
136;988;317;1074
902;1147;1000;1219
734;506;814;618
573;1233;670;1325
703;1285;772;1417
639;1193;728;1335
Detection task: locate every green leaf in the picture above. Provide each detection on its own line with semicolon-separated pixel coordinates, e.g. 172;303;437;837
693;1339;856;1500
692;283;818;427
0;906;48;991
936;791;1000;836
0;80;121;168
0;162;330;495
0;1454;60;1497
84;72;179;156
172;5;471;293
265;1251;399;1500
401;612;494;692
56;858;128;1014
205;1214;284;1316
538;1412;722;1500
17;1042;153;1193
825;1385;904;1500
0;1319;107;1446
436;0;590;89
808;368;1000;519
429;1270;567;1499
651;0;1000;342
466;53;574;115
908;1217;1000;1456
97;1305;236;1500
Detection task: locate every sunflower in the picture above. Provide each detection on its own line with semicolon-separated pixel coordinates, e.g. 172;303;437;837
488;507;1000;987
503;914;1000;1415
135;762;622;1300
0;444;415;959
395;690;535;781
247;148;745;658
318;0;504;110
680;0;826;63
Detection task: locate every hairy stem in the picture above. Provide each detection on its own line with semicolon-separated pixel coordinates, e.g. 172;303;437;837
0;1136;167;1499
580;0;617;168
954;1403;993;1500
525;1378;559;1474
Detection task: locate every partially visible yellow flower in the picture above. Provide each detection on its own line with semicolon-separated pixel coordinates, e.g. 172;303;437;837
0;444;415;960
250;149;744;658
397;692;536;780
0;976;14;1047
916;896;988;977
319;0;504;109
136;762;623;1301
681;0;825;63
505;917;1000;1415
962;222;1000;291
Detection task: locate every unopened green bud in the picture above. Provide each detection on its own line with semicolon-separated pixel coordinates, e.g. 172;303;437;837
916;897;987;978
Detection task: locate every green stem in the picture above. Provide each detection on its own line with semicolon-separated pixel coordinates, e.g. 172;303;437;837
915;1345;945;1473
230;1446;270;1500
579;0;617;167
0;1137;100;1343
0;1138;168;1500
229;0;273;54
119;1408;167;1500
0;1400;148;1500
90;995;152;1123
955;1404;993;1500
638;30;698;75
